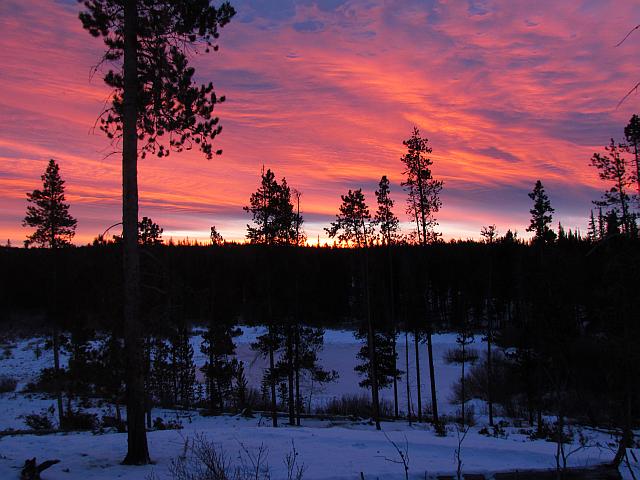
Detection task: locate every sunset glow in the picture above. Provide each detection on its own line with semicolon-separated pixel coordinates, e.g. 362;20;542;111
1;0;639;245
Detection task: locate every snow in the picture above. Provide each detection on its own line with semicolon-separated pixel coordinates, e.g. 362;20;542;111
0;328;636;479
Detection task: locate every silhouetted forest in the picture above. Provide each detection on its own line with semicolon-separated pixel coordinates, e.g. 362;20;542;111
2;235;639;430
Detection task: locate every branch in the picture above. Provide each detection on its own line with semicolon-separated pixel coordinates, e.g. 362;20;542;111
615;24;640;47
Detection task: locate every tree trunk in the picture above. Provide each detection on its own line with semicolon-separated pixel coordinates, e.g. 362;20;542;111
52;328;64;429
388;248;399;419
268;324;278;428
287;327;295;425
487;314;494;427
414;330;422;422
294;324;301;426
391;337;399;419
364;249;380;430
405;330;412;424
121;0;150;465
426;329;438;424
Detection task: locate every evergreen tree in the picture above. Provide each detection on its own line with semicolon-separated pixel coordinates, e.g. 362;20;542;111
587;210;599;241
138;217;163;245
325;189;374;247
80;0;235;464
400;127;443;245
200;323;241;411
326;188;382;429
23;159;77;248
624;114;640;199
590;139;635;236
171;327;196;408
354;330;400;390
23;158;77;428
480;225;498;244
244;168;300;245
374;175;400;416
210;226;224;246
374;176;400;245
526;180;556;244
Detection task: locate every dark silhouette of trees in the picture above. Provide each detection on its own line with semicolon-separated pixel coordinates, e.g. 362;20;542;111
480;225;498;244
326;188;383;429
401;127;443;245
23;159;77;248
23;158;77;429
624;114;640;200
591;139;635;236
326;189;374;247
244;168;300;245
526;180;556;244
245;168;303;427
374;175;400;417
138;217;163;245
79;0;235;464
374;176;399;246
210;226;224;246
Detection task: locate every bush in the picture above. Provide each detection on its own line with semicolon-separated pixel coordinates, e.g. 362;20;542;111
444;347;479;365
0;375;17;393
62;409;98;431
24;367;65;393
23;407;55;431
315;393;394;419
100;415;126;433
153;417;183;431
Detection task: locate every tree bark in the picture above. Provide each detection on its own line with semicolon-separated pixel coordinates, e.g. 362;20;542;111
121;0;150;465
405;330;412;424
364;249;380;430
414;330;422;422
426;328;438;424
52;327;64;429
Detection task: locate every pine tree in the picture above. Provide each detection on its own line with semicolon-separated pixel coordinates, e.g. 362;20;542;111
590;139;635;236
23;158;77;428
373;175;400;417
374;176;399;245
80;0;235;464
526;180;556;244
480;225;498;243
624;114;640;199
210;226;224;246
200;323;241;412
138;217;163;245
172;327;196;408
400;127;443;245
244;168;300;245
326;188;382;429
23;159;77;248
325;189;374;247
587;210;599;241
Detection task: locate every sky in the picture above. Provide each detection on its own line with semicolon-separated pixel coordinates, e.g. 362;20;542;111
1;0;639;246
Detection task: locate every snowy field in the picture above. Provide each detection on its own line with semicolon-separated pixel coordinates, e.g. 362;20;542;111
0;327;637;479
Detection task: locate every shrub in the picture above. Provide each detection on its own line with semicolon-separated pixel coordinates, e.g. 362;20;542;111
315;393;394;419
0;375;17;393
24;367;65;393
62;408;98;431
443;347;479;365
23;407;55;431
153;417;183;430
100;415;126;433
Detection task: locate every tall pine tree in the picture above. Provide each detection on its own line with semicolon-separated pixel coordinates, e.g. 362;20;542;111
79;0;235;464
526;180;556;245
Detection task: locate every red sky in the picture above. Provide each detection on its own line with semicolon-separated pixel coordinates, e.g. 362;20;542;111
1;0;639;245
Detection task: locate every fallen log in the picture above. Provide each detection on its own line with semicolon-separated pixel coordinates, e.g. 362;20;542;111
20;458;60;480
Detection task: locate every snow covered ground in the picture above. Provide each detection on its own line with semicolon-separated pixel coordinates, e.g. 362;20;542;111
0;327;637;479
